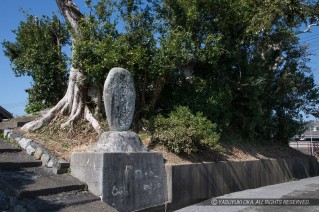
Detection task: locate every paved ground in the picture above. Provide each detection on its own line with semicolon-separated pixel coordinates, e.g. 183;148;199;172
178;176;319;212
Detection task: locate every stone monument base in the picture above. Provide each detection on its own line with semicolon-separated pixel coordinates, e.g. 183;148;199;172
91;131;148;152
70;152;168;212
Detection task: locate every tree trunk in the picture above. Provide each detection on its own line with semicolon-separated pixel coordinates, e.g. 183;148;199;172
22;0;101;134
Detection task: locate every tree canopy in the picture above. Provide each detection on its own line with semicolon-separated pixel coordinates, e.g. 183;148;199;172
3;0;319;145
75;0;319;143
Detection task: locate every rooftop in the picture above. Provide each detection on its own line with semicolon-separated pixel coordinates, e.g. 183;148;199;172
0;106;13;121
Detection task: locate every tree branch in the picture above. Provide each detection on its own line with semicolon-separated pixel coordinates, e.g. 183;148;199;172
55;0;83;36
297;23;319;34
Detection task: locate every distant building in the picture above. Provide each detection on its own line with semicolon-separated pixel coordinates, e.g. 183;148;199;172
0;106;13;122
296;122;319;141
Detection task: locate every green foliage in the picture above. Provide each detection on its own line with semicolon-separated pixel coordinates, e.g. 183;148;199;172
0;133;5;140
73;0;184;124
151;106;220;155
4;0;319;148
2;14;69;113
73;0;319;144
159;0;319;144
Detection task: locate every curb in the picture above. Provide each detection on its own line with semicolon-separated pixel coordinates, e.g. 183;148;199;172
3;129;70;174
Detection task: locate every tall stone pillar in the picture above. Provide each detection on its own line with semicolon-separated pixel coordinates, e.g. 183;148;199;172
71;68;167;211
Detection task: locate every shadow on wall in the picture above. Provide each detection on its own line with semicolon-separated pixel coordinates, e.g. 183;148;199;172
164;156;319;211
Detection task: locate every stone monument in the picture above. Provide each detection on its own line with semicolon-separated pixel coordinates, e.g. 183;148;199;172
92;68;147;152
71;68;167;212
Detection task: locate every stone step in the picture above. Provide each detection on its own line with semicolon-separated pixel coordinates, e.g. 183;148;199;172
0;152;42;170
59;200;118;212
0;139;21;153
24;190;113;211
0;167;86;198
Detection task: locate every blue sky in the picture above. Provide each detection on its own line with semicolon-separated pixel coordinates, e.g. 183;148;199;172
0;1;88;116
0;1;319;119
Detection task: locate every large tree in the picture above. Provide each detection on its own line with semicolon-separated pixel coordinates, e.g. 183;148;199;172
159;0;319;143
21;0;102;133
13;0;319;145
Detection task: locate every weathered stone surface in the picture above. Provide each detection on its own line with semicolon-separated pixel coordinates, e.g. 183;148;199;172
3;129;13;138
0;167;86;198
18;138;32;150
47;159;55;168
41;154;50;166
0;152;41;169
7;132;22;142
14;136;22;142
104;68;136;131
0;140;21;153
71;152;167;212
52;167;68;175
57;160;70;169
14;204;26;212
33;147;43;160
91;131;148;152
25;191;109;211
26;145;35;156
51;160;70;174
0;190;10;210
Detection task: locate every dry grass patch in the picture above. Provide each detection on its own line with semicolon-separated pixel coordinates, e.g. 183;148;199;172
14;120;306;164
16;118;101;161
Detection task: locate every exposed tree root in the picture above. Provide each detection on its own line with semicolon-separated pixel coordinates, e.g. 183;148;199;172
21;0;102;134
21;69;102;134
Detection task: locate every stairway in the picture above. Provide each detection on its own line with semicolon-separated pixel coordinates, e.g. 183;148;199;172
0;138;117;211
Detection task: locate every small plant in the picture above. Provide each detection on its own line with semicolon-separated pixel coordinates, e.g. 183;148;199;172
151;106;221;155
66;168;71;174
0;133;10;142
0;133;19;147
62;143;70;149
82;184;89;192
0;133;5;140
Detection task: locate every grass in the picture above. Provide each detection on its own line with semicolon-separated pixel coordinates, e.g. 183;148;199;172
11;118;307;164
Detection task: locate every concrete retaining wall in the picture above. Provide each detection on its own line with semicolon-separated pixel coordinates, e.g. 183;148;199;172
165;156;319;210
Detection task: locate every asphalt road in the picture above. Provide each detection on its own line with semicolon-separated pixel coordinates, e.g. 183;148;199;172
177;176;319;212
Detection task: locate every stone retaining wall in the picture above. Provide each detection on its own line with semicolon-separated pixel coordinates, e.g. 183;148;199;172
3;129;69;174
164;156;319;211
3;128;319;211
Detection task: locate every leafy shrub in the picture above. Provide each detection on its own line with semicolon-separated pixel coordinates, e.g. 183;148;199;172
151;106;220;155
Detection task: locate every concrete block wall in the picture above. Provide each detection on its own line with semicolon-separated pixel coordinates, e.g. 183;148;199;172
165;156;319;210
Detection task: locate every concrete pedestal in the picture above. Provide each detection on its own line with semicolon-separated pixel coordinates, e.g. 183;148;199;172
71;152;168;212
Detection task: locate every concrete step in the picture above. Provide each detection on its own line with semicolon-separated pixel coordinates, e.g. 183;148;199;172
0;139;21;153
24;190;114;211
0;152;42;170
59;200;118;212
0;138;117;211
0;167;86;198
0;115;38;132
